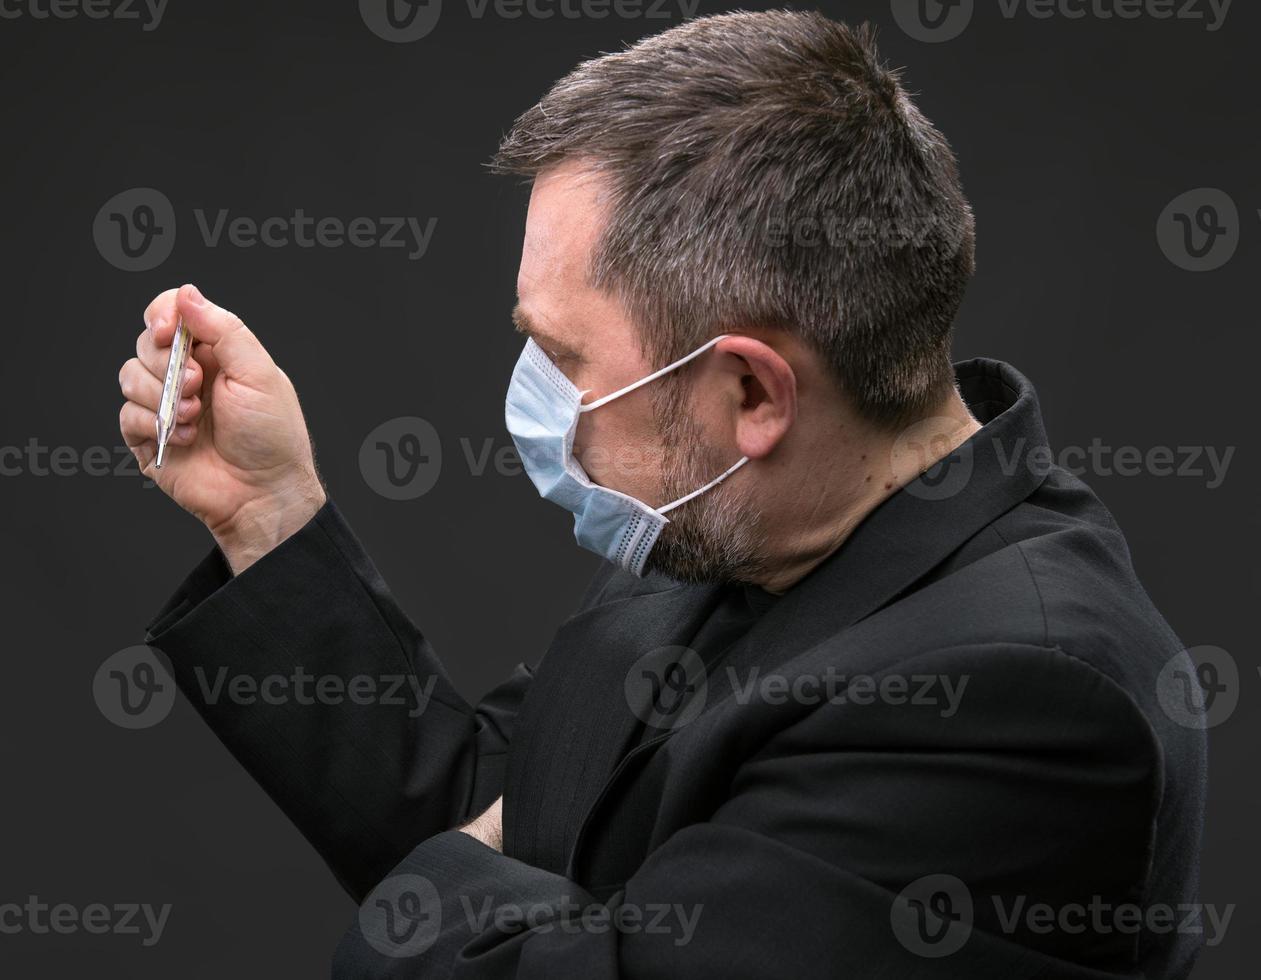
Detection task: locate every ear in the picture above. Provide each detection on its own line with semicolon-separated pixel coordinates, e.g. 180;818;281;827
714;335;797;459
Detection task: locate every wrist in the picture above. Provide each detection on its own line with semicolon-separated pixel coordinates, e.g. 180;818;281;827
458;796;504;851
212;475;326;575
459;818;503;852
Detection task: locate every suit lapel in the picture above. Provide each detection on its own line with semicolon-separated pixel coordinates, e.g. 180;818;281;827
503;579;725;874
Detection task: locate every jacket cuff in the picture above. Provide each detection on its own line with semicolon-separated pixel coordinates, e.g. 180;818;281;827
144;544;233;639
144;498;340;643
337;830;601;977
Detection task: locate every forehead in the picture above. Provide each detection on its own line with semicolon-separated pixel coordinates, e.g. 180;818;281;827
518;163;609;304
515;162;647;369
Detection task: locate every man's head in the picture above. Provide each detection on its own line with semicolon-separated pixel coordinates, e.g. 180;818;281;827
494;11;977;587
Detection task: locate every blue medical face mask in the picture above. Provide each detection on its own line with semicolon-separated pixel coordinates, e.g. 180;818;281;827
505;335;750;577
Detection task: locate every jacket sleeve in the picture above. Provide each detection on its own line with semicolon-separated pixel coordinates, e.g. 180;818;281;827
144;499;532;901
331;642;1164;979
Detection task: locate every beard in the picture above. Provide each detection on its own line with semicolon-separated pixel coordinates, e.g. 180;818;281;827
641;373;766;585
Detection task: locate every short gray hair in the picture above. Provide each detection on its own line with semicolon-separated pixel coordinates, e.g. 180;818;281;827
492;10;976;427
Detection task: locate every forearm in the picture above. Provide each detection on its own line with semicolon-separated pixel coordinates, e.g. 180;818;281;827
147;498;516;899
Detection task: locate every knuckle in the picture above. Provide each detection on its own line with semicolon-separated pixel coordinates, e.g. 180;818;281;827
147;286;177;310
143;289;178;328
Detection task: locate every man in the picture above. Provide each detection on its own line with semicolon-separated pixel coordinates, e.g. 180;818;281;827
117;12;1206;978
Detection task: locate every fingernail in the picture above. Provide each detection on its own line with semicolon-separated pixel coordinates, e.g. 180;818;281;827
175;424;195;440
183;366;195;386
185;284;205;305
178;397;196;420
150;315;164;333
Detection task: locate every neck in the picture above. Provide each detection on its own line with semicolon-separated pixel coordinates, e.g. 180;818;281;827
751;390;981;594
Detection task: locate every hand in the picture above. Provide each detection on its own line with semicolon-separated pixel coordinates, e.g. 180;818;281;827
118;284;326;573
458;796;503;852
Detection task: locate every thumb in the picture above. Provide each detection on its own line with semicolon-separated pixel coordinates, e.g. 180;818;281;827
176;284;273;381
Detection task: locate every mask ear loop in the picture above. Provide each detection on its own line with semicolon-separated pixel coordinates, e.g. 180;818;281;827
657;455;750;514
578;335;730;413
572;334;748;515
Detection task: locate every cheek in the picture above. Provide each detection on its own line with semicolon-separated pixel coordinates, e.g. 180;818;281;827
573;406;667;499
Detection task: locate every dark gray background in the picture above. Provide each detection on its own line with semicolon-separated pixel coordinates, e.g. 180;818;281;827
0;0;1255;975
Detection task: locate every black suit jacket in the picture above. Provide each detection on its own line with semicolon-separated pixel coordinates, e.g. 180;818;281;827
146;359;1207;979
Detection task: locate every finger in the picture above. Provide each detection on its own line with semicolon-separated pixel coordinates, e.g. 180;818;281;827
176;284;273;380
143;288;182;348
119;401;198;449
129;439;157;473
136;328;204;395
118;358;202;420
190;338;220;386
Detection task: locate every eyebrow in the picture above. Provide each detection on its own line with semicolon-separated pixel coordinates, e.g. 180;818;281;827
512;304;582;360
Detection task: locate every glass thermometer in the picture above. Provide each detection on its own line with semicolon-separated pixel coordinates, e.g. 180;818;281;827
154;317;192;468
